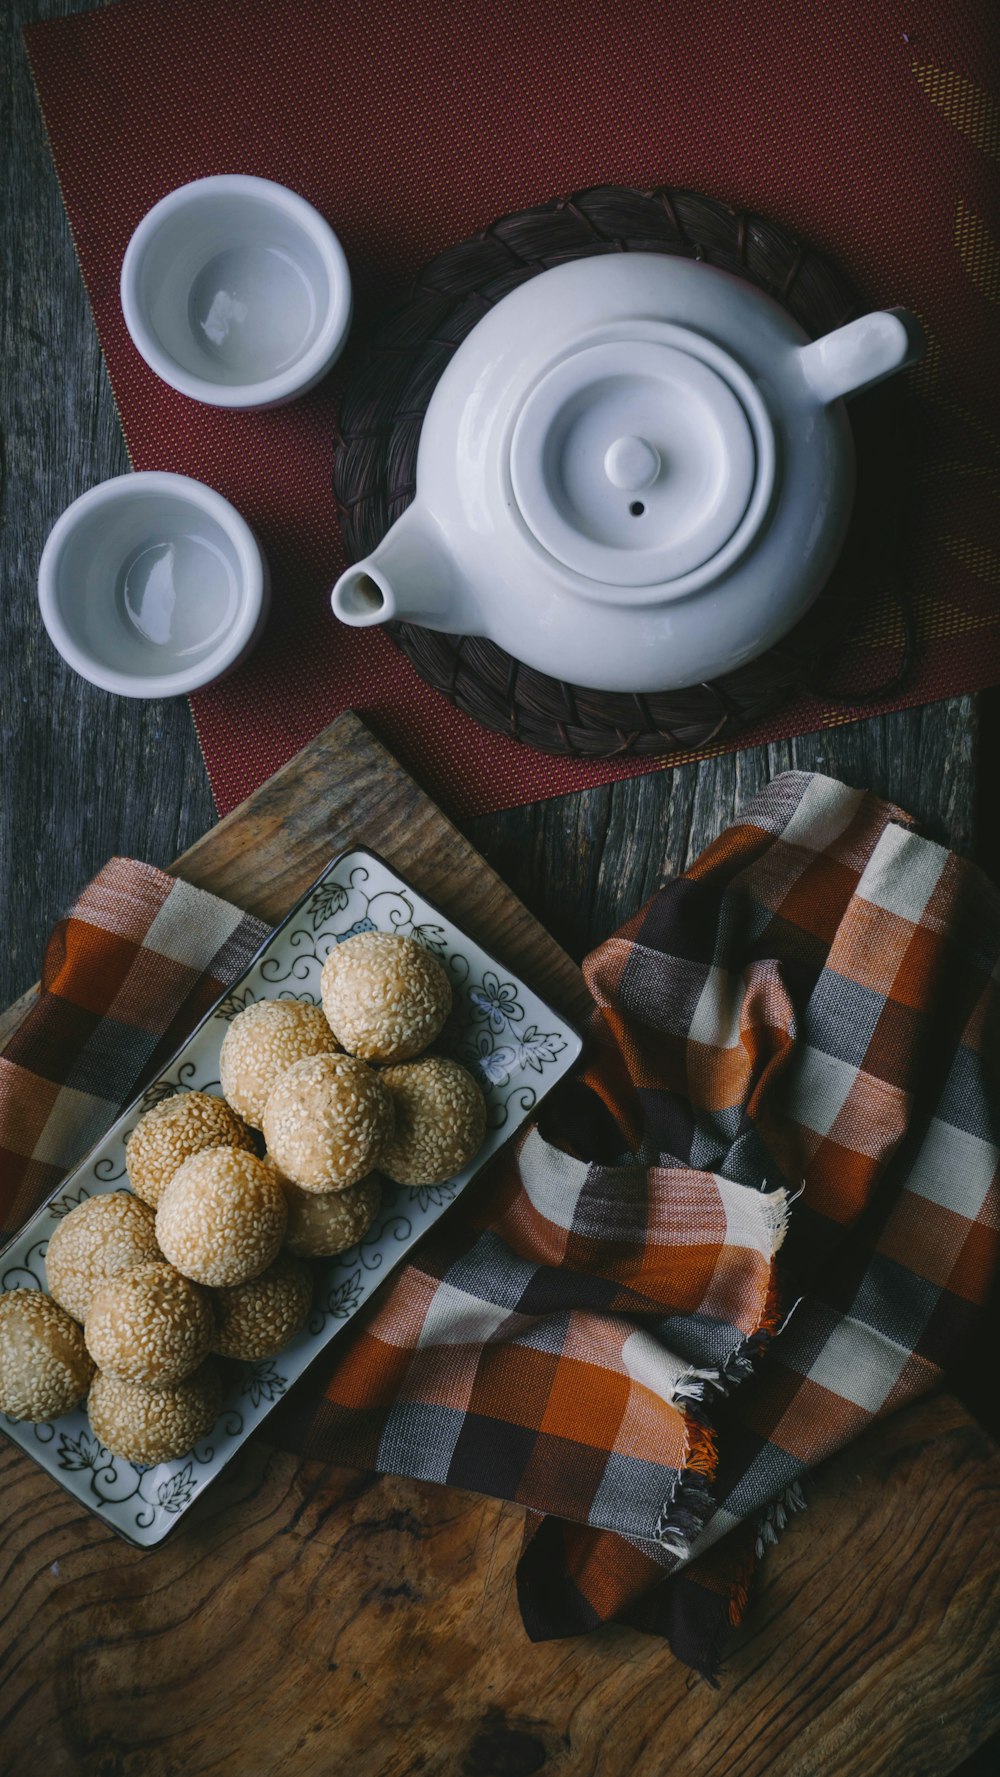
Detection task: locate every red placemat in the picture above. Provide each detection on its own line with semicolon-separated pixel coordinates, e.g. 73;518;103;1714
25;0;1000;820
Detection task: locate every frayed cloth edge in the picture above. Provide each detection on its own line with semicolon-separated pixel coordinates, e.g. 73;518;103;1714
753;1478;808;1559
758;1184;791;1255
653;1466;716;1558
650;1186;793;1559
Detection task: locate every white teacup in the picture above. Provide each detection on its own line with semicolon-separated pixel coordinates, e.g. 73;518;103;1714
120;175;352;408
38;472;270;697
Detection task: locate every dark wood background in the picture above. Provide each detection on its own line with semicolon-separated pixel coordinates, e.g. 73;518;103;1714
2;7;997;1773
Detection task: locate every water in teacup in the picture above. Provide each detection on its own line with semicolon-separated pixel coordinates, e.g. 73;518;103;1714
188;244;318;380
115;530;240;667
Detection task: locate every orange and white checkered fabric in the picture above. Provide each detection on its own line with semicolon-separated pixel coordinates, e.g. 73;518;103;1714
267;772;1000;1671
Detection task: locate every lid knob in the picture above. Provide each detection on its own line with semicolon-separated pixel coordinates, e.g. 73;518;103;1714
603;435;661;491
509;334;773;590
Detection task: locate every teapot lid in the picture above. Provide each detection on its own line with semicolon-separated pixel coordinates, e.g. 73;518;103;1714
508;323;775;596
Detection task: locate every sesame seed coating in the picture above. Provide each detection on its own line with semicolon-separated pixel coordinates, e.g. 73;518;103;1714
45;1192;162;1323
211;1254;313;1359
126;1091;256;1208
85;1262;213;1386
88;1362;222;1466
0;1288;95;1421
320;932;452;1063
262;1053;393;1193
380;1058;487;1187
280;1169;382;1258
220;999;339;1128
156;1148;287;1286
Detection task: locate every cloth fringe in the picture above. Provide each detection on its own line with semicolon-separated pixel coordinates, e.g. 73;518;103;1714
753;1479;809;1559
653;1470;716;1559
651;1193;791;1565
652;1404;719;1555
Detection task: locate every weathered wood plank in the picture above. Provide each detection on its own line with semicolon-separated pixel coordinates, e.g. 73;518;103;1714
0;1395;996;1777
0;0;217;1011
467;699;979;961
170;712;591;1024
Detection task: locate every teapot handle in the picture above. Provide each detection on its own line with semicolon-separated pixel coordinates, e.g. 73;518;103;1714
796;309;924;405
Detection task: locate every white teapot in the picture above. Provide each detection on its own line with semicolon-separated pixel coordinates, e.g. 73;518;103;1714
331;254;922;692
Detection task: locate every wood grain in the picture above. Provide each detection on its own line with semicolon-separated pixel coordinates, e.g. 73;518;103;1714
467;700;980;963
169;713;590;1025
0;0;217;1012
0;1398;996;1777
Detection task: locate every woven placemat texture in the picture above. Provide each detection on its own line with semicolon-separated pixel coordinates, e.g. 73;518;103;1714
25;0;1000;818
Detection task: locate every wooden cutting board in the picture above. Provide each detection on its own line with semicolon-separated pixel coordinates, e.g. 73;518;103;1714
1;714;997;1777
171;713;591;1023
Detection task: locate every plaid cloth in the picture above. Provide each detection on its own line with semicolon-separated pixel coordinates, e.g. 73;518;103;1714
269;771;1000;1670
2;779;998;1678
0;860;268;1244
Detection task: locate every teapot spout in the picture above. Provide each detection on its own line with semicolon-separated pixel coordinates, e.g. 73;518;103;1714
331;506;465;634
796;309;924;405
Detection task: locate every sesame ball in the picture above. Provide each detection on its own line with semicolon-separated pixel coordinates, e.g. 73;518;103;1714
262;1053;393;1193
281;1170;382;1258
211;1255;313;1359
88;1363;222;1466
126;1091;256;1208
156;1148;287;1286
380;1058;487;1187
0;1289;95;1421
220;999;339;1128
45;1192;162;1323
320;931;452;1063
85;1262;213;1386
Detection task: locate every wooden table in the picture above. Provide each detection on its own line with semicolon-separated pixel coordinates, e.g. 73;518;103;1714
2;5;997;1774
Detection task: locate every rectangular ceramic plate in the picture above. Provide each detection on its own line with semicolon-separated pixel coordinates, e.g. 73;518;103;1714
0;848;582;1545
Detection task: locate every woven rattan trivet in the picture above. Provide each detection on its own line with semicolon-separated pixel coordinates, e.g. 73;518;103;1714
334;185;914;759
